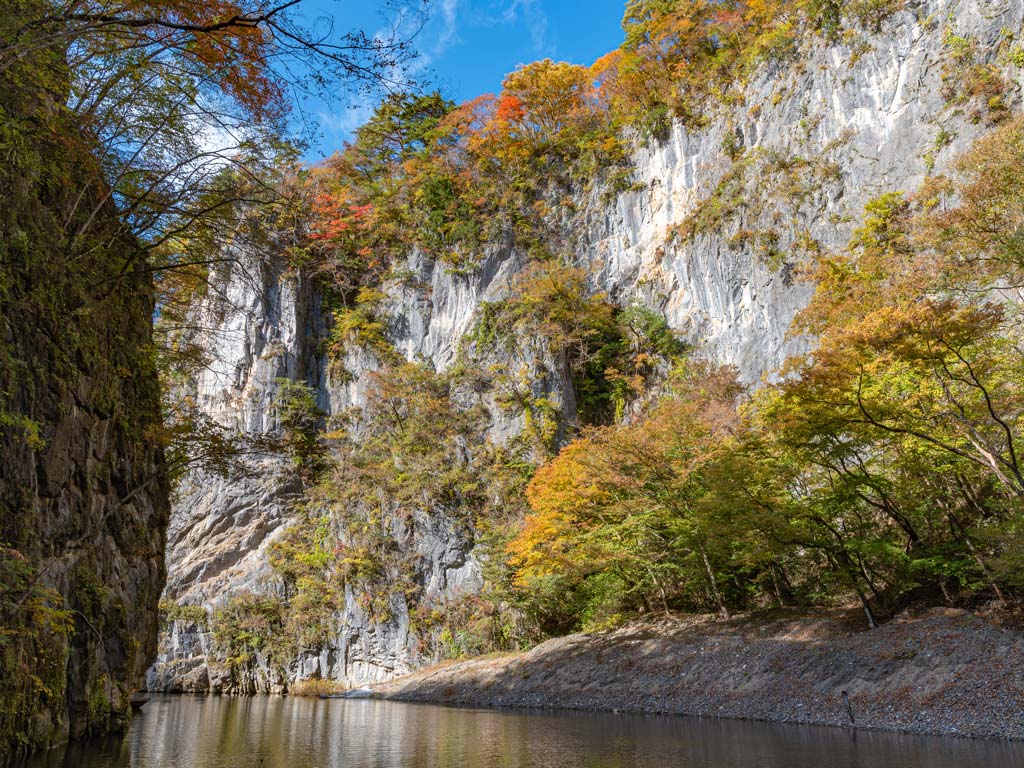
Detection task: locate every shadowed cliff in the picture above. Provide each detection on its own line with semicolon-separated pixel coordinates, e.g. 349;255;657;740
0;6;170;759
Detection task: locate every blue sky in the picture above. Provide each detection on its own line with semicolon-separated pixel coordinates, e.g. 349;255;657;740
293;0;628;159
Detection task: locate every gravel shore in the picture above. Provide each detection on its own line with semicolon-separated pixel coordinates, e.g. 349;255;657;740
378;607;1024;740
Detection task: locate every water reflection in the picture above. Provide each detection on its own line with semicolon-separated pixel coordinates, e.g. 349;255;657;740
24;694;1024;768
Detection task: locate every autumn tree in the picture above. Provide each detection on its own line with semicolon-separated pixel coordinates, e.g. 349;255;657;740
747;142;1024;615
2;0;421;282
493;60;599;143
306;92;459;293
510;363;748;626
923;116;1024;291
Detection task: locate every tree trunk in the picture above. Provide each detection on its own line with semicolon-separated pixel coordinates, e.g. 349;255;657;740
701;548;729;619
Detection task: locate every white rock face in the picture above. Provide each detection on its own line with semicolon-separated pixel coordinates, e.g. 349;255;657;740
368;0;1024;385
147;0;1024;692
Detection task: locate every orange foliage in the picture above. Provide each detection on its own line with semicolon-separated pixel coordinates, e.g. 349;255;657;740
509;364;742;592
923;117;1024;286
76;0;286;120
495;94;526;124
510;441;605;578
497;59;598;139
309;194;374;242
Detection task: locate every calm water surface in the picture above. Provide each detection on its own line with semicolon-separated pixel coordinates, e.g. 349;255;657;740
25;694;1024;768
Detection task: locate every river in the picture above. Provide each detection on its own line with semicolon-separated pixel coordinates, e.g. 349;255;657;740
23;694;1024;767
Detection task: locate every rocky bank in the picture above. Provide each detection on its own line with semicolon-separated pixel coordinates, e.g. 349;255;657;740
380;608;1024;741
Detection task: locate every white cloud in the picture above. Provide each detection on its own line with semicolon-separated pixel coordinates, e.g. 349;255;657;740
316;102;374;149
434;0;461;58
498;0;549;53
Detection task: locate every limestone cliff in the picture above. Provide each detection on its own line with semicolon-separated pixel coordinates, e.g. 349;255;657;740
147;0;1024;693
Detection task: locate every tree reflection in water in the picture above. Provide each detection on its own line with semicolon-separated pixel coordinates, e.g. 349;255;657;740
23;695;1024;768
